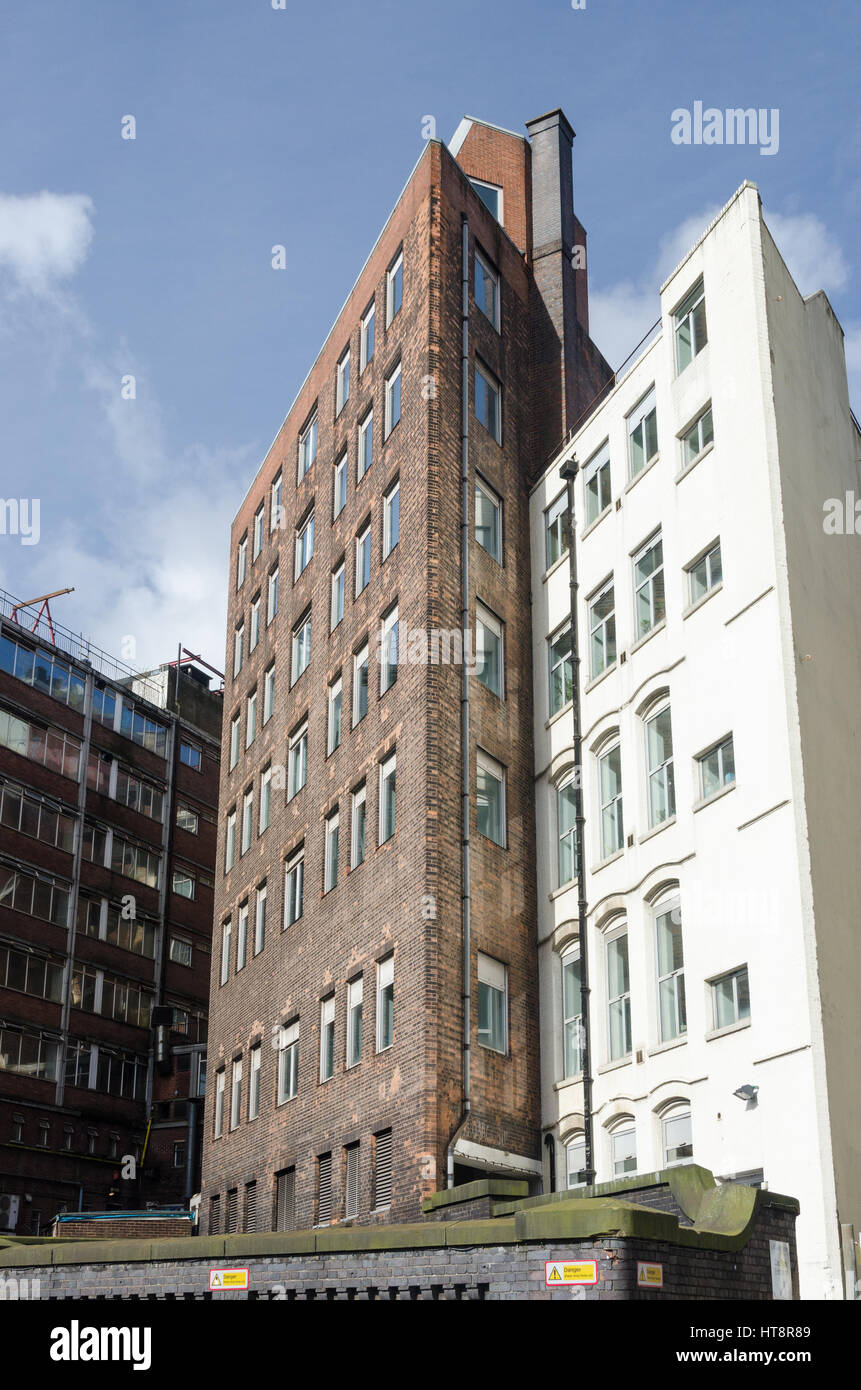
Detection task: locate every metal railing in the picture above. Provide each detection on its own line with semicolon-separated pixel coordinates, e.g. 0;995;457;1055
0;588;164;708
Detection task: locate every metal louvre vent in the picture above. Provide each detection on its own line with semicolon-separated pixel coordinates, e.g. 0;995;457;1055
244;1181;258;1233
345;1145;359;1219
317;1153;333;1225
275;1168;295;1231
374;1129;393;1210
225;1188;238;1233
209;1195;221;1235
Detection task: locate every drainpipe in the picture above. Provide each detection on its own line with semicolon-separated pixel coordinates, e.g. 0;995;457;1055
55;667;94;1109
446;214;472;1187
559;456;595;1186
183;1096;201;1206
544;1132;557;1194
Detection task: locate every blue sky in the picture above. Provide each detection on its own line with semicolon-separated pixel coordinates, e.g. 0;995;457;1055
1;0;858;671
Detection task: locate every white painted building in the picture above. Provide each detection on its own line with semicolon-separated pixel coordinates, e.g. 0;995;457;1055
530;181;861;1300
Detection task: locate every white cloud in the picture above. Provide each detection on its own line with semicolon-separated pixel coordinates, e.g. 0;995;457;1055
0;191;95;296
764;212;849;297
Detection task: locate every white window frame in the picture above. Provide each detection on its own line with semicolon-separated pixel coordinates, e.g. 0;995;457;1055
253;882;266;956
241;787;253;855
236;535;247;589
327;677;342;755
662;1107;693;1167
336;347;350;416
474;476;502;562
360;300;375;372
477;951;507;1054
233;624;244;679
384;361;402;439
245;690;257;749
295;512;314;581
249;596;261;652
229;713;240;770
263;662;275;724
351;783;366;869
557;777;577;888
248;1047;261;1121
324;809;339;893
383;478;400;558
376;955;394;1052
277;1022;299;1103
355;525;371;595
561;948;582;1079
674;279;707;374
687;540;722;606
474;246;500;330
598;741;623;860
475;602;504;698
379;752;396;845
352;644;369;726
237;899;249;971
627;386;658;478
267;566;279;625
380;605;399;695
333;450;347;519
220;919;231;986
566;1134;586;1189
588;581;616;680
386;250;403;325
259;765;272;833
476;749;506;847
606;926;632;1062
225;812;237;873
320;996;335;1082
545;492;569;570
331;562;345;631
655;896;686;1043
710;965;750;1030
298;412;318;481
214;1070;225;1137
584;442;611;527
697;734;735;800
252;503;264;560
287;723;307;800
284;849;304;928
474;359;502;443
681;403;714;468
549;622;573;715
270;471;283;532
633;532;665;640
346;977;363;1067
358;410;373;481
645;702;676;828
291;612;311;685
611;1123;637;1177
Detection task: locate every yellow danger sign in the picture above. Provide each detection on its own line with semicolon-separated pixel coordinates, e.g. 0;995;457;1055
209;1267;249;1291
545;1260;597;1286
636;1262;663;1288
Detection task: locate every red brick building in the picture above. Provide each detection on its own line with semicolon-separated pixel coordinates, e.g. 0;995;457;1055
0;596;221;1231
200;110;611;1232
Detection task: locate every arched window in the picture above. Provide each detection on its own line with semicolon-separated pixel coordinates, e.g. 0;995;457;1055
608;1117;637;1177
561;946;582;1078
660;1103;693;1167
566;1133;586;1189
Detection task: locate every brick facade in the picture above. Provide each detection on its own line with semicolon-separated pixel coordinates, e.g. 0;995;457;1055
201;112;612;1233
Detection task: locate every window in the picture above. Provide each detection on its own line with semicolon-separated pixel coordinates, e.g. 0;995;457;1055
324;809;339;893
245;690;257;748
299;411;318;480
347;977;363;1067
222;917;232;984
327;677;342;754
172;868;195;900
230;1058;242;1130
611;1125;637;1176
360;300;375;371
475;477;502;561
386;249;403;324
277;1021;299;1102
267;566;279;624
477;952;507;1054
698;735;736;800
119;702;167;757
225;810;237;872
263;662;275;724
333;450;347;519
259;765;272;832
475;247;500;329
374;1128;393;1209
545;493;569;570
288;723;308;799
598;743;623;859
674;279;707;373
384;362;402;438
607;929;631;1061
284;849;304;927
248;1048;261;1120
295;512;314;580
353;644;369;725
474;360;501;442
589;582;616;680
476;751;505;846
468;176;502;221
475;604;503;697
229;713;240;770
254;882;267;955
214;1070;225;1138
317;1152;333;1225
355;525;371;595
336;347;350;415
351;783;366;868
549;624;573;715
688;541;722;605
681;404;714;467
320;996;335;1082
380;605;399;694
656;899;686;1042
358;410;373;481
633;533;665;639
383;478;400;557
169;936;192;967
557;778;577;887
345;1144;360;1219
252;504;264;560
376;955;394;1051
585;443;612;526
646;704;675;827
663;1108;693;1166
176;806;200;834
379;753;396;844
566;1134;586;1189
241;787;253;854
249;596;261;651
291;612;311;684
236;534;248;588
11;1115;24;1144
628;387;659;478
275;1168;295;1231
233;624;244;678
562;949;583;1077
270;471;283;531
331;562;345;630
711;966;750;1029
